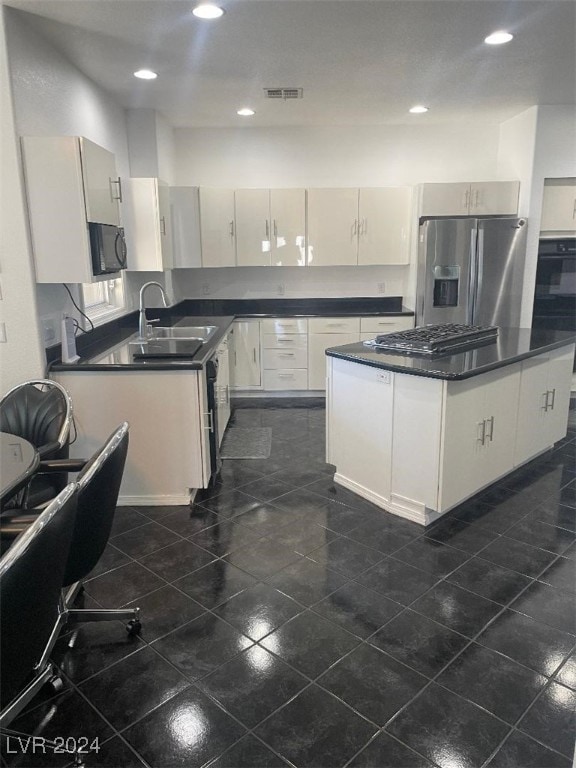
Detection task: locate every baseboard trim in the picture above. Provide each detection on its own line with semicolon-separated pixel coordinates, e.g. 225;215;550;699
118;494;192;506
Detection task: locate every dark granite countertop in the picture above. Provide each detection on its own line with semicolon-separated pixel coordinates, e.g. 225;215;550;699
50;316;235;372
47;296;414;372
326;328;576;381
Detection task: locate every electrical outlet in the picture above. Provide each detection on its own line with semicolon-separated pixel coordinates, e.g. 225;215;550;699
43;317;56;344
378;282;386;294
201;283;210;296
277;284;285;296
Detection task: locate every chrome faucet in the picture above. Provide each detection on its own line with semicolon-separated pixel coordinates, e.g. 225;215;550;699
138;281;169;339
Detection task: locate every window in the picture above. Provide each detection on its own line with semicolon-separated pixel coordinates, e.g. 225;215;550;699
81;276;126;325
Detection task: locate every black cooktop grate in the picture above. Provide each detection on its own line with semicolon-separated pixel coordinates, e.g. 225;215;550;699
367;323;499;354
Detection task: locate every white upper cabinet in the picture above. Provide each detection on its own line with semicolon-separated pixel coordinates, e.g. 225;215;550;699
79;138;122;226
170;187;202;268
235;189;306;267
20;136;122;283
270;189;306;266
357;187;412;265
235;189;272;266
540;179;576;232
199;188;236;267
420;181;519;217
123;178;173;271
307;188;359;266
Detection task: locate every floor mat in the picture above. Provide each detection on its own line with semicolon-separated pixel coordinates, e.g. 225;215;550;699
220;426;272;459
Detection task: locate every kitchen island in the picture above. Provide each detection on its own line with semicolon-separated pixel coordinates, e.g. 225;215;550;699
326;328;576;525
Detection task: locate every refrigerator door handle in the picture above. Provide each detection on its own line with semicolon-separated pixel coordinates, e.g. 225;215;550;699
468;226;479;325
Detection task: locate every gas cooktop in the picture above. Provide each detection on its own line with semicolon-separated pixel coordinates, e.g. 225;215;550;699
364;323;499;355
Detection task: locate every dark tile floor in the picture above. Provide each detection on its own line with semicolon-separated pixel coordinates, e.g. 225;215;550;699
3;399;576;768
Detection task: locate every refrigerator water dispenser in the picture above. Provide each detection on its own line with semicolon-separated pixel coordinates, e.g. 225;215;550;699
433;265;460;307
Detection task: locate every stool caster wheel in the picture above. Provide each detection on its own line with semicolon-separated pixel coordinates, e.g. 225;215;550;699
126;619;141;636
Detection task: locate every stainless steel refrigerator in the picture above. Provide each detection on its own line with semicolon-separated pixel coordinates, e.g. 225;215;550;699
416;217;527;327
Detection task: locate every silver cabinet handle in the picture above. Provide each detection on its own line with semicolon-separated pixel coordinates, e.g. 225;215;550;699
234;350;237;366
229;220;235;238
573;199;576;220
265;220;270;238
542;391;549;410
278;352;295;358
486;416;494;442
277;337;293;343
226;385;230;404
352;219;358;236
549;388;556;410
477;420;486;445
110;177;123;202
204;410;214;433
474;189;480;208
464;188;470;211
160;216;166;235
273;220;278;238
253;348;257;363
327;322;345;327
278;373;295;378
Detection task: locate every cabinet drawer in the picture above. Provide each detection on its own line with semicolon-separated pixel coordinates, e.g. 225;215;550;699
262;318;308;334
263;333;308;350
360;316;415;334
263;348;308;369
264;369;308;390
308;317;360;334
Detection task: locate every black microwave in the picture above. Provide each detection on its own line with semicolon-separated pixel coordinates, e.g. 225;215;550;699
89;222;127;276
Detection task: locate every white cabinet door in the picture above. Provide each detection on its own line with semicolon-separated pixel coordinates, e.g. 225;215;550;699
514;356;550;465
470;182;519;216
123;178;171;271
170;187;202;268
358;187;412;265
420;183;470;217
216;337;231;445
199;188;236;267
441;367;520;510
307;188;359;266
235;189;271;266
79;137;121;226
158;180;173;269
270;189;306;266
545;346;574;445
540;181;576;231
309;333;358;390
230;321;262;388
329;357;393;501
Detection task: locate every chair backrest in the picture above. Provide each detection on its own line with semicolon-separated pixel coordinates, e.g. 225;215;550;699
63;423;129;586
0;483;77;715
0;380;72;457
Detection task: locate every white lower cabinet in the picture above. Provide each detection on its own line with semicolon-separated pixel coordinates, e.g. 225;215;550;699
514;347;573;465
263;320;308;390
230;320;262;389
328;343;574;525
216;335;231;445
52;370;211;502
308;330;359;390
440;366;521;511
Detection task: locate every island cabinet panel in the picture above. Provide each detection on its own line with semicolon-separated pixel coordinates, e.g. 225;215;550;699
514;347;574;465
328;358;393;503
439;365;521;512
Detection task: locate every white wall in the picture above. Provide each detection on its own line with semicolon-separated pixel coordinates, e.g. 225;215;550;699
499;105;576;326
0;7;45;391
173;124;501;188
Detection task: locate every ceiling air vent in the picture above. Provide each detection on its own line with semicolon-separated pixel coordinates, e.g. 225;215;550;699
264;87;303;100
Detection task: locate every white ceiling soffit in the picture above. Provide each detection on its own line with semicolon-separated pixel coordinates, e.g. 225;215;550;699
4;0;576;128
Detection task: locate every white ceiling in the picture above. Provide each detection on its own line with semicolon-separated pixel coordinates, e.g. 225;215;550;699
4;0;576;128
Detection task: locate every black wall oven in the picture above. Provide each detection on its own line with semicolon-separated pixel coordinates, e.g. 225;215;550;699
532;238;576;369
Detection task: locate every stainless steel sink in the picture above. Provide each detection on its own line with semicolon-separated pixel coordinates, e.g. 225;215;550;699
136;325;217;342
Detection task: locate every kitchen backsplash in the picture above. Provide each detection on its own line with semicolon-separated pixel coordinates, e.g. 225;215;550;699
171;265;409;301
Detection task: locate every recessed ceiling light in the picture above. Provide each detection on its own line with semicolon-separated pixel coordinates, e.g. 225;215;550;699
409;105;429;114
193;4;224;19
484;30;513;45
134;69;157;80
237;108;255;116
